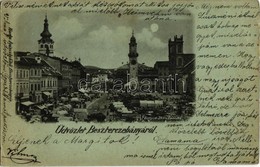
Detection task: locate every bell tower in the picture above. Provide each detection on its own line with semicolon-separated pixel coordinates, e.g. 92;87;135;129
38;15;54;56
168;35;184;74
128;30;139;81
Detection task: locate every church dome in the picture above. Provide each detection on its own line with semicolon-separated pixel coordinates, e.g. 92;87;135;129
38;15;54;44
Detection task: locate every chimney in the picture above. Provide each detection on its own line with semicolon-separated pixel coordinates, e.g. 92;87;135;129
35;56;42;64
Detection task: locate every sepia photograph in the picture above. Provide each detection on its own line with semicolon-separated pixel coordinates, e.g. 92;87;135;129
14;11;195;123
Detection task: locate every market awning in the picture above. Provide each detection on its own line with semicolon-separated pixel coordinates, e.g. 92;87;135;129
120;109;133;114
61;97;69;101
46;103;53;107
21;101;35;106
43;92;51;96
79;88;89;93
71;97;80;102
36;105;46;110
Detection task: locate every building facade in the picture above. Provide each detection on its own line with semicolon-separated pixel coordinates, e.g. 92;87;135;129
15;51;63;112
14;53;30;113
15;55;43;104
154;61;169;78
41;60;62;101
28;56;43;103
71;60;86;91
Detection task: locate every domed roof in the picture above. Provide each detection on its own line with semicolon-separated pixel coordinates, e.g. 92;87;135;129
38;15;54;44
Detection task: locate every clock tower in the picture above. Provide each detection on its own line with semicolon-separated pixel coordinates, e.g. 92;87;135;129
128;30;139;82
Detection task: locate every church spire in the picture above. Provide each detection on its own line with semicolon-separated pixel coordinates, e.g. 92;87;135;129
40;14;52;39
128;30;138;58
38;14;54;56
130;29;136;44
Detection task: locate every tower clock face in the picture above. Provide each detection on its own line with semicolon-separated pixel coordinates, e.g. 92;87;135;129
131;60;137;65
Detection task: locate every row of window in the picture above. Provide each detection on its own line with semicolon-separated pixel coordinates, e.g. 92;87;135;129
16;68;41;78
30;68;41;77
42;79;57;87
16;69;29;79
17;80;58;94
31;83;41;91
16;83;41;94
40;44;53;49
16;83;41;92
16;82;29;94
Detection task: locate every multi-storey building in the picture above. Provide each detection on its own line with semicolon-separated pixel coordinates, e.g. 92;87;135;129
27;56;43;103
14;52;30;113
71;60;87;91
41;60;62;101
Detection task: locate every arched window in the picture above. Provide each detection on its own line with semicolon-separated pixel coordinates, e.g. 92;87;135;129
178;44;182;53
177;57;183;67
170;46;174;53
17;83;19;93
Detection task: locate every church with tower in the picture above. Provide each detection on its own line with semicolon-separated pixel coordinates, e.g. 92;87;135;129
35;15;86;94
168;35;194;76
154;35;195;95
38;15;54;56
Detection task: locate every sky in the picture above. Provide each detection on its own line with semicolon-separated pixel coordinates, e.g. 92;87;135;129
15;11;194;69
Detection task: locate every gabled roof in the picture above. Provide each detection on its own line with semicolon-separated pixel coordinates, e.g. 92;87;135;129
15;58;30;67
15;56;62;77
41;60;62;77
71;60;85;70
15;57;43;67
180;59;195;74
154;61;169;67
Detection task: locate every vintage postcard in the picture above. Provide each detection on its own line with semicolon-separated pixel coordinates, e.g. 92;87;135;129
0;0;259;165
